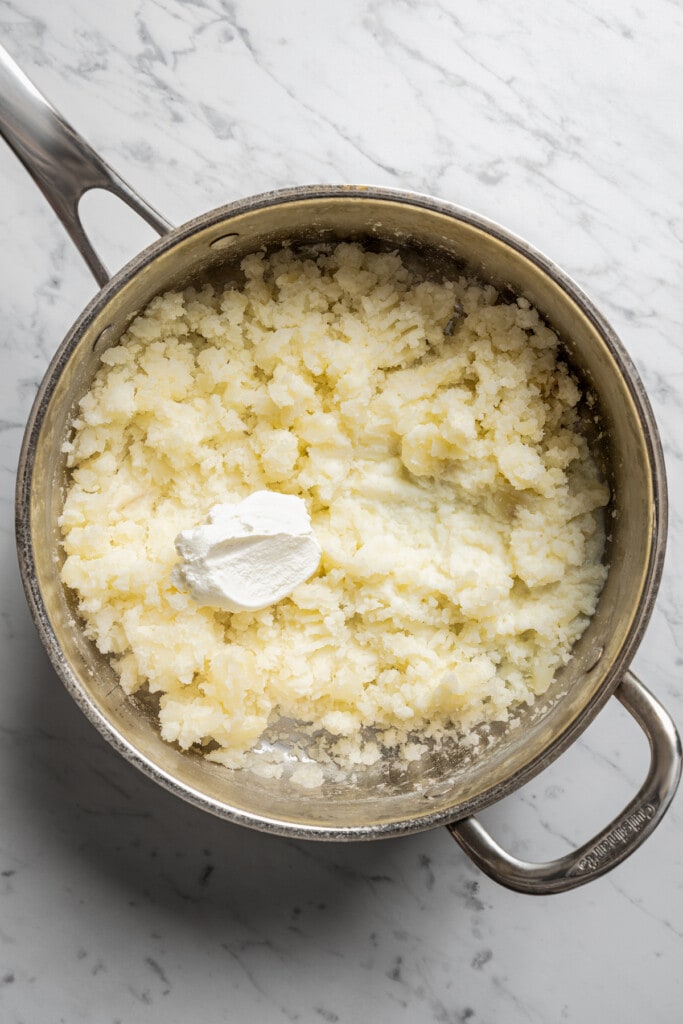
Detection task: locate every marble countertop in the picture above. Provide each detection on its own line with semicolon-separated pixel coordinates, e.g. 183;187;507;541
1;0;682;1020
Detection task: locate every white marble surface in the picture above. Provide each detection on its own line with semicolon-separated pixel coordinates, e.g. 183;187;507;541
1;0;682;1020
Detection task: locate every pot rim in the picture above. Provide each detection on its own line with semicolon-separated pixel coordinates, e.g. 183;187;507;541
15;183;669;840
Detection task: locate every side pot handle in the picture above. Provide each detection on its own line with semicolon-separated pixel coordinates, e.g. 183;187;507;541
0;44;172;286
447;671;681;895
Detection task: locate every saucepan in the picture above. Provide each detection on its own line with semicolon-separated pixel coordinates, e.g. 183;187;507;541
3;44;680;895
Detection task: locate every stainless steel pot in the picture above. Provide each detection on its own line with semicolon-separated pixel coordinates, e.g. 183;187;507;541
3;45;680;895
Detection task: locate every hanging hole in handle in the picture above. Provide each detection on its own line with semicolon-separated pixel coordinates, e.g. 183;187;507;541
78;188;164;277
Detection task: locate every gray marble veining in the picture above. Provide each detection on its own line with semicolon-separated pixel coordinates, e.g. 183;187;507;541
1;0;682;1021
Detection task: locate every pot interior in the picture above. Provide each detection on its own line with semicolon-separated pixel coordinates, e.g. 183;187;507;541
20;190;663;837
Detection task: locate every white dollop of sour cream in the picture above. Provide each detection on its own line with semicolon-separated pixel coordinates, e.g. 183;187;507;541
171;491;322;612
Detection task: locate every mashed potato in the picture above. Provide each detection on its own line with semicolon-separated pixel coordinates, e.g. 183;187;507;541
59;243;608;773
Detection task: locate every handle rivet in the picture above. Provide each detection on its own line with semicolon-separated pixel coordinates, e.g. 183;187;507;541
92;324;113;353
585;646;604;672
210;232;240;251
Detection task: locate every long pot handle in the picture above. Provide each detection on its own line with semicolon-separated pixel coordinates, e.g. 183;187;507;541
0;44;172;286
447;671;681;894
